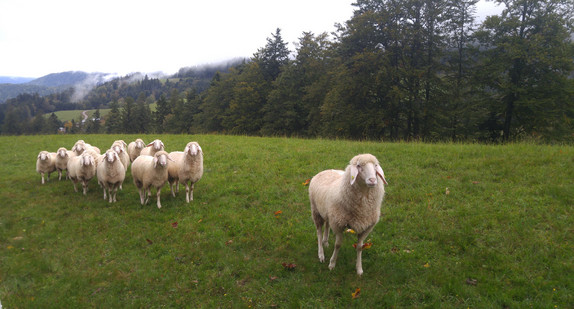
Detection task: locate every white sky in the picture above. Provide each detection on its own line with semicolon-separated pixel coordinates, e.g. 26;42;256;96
0;0;503;78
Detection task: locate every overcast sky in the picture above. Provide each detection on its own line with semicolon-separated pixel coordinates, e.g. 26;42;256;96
0;0;503;78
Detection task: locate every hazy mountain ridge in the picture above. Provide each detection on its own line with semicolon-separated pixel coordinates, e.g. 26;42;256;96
0;71;111;103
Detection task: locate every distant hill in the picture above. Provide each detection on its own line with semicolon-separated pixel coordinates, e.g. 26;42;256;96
0;76;35;84
0;71;110;103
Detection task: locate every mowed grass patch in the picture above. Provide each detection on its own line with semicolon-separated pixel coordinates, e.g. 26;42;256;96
0;135;572;307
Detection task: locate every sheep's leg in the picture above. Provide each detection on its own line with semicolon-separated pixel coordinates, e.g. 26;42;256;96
58;170;62;181
71;179;78;192
355;226;375;276
170;180;177;197
111;183;118;203
82;180;88;195
103;185;108;200
138;188;145;205
329;231;343;271
41;173;46;184
323;221;330;248
316;226;325;263
156;187;162;209
185;182;194;203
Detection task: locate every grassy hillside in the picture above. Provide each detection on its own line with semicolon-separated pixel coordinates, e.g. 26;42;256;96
1;135;572;307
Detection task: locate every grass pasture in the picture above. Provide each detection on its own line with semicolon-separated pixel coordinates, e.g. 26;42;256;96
1;135;572;308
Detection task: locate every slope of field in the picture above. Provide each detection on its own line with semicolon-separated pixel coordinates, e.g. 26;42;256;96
0;135;572;307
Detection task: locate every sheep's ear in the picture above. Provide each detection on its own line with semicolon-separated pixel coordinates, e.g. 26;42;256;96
376;165;388;185
146;142;154;147
350;164;359;185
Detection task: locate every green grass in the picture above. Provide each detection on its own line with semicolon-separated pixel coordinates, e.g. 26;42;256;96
50;104;157;122
1;135;572;308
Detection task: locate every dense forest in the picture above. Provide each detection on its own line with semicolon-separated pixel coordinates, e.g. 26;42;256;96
1;0;573;142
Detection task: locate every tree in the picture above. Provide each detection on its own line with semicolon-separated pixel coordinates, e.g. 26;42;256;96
154;94;170;133
253;28;290;82
47;112;62;134
106;99;122;133
476;0;574;141
122;97;136;133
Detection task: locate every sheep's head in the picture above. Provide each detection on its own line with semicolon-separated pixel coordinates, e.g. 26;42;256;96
153;151;172;168
185;142;202;156
57;148;68;158
148;139;164;151
38;151;50;161
349;154;388;187
112;144;125;154
113;140;127;149
81;153;95;166
104;149;119;163
72;140;86;154
135;139;145;149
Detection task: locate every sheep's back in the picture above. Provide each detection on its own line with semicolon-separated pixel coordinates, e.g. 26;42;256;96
309;169;344;214
167;152;185;179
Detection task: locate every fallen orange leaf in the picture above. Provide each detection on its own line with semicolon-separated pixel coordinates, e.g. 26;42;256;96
274;210;282;216
282;262;296;270
424;262;430;268
302;178;311;186
171;222;178;228
353;242;373;249
345;228;356;234
351;288;361;299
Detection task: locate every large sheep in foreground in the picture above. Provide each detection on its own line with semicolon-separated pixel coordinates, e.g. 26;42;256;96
127;138;146;162
67;152;97;195
97;149;126;203
139;139;164;157
168;142;204;203
55;147;74;180
131;151;172;209
36;151;57;184
309;153;388;275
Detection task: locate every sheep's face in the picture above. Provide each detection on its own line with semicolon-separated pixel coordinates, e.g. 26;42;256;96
38;151;49;161
72;142;85;154
350;154;388;187
185;142;202;156
148;140;164;151
57;148;68;158
112;145;124;154
153;152;171;168
105;150;118;163
81;154;94;166
136;140;145;149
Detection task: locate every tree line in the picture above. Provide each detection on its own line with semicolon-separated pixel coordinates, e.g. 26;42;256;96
2;0;573;142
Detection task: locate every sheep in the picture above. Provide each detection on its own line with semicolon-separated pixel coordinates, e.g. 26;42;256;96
131;151;173;209
309;153;388;275
36;151;57;184
168;142;204;203
71;139;100;156
127;138;146;162
96;149;126;203
140;139;165;157
111;140;130;172
67;152;97;195
55;147;75;180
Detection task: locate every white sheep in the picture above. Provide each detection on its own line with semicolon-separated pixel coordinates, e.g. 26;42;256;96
111;140;130;172
36;150;57;184
71;140;100;156
127;138;146;162
168;142;204;203
139;139;165;157
96;149;126;203
67;152;97;195
309;154;388;275
131;150;172;209
55;147;75;180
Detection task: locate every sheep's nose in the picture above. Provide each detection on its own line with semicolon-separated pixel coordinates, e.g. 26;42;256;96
367;177;377;186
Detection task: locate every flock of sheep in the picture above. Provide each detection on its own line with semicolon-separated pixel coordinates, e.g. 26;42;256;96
35;138;204;209
36;139;387;275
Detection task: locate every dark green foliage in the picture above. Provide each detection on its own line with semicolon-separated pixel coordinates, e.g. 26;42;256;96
1;1;573;143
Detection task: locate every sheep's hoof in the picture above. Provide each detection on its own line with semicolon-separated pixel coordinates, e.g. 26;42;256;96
356;269;363;276
328;262;336;270
319;255;325;263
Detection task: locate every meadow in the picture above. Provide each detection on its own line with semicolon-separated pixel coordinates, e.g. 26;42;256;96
0;134;572;308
